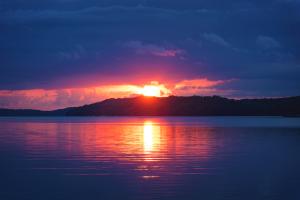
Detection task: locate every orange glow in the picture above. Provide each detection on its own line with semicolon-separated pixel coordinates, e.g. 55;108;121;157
0;78;232;110
22;119;217;162
0;81;172;110
143;121;161;155
143;122;154;151
174;78;226;89
18;119;221;179
137;81;171;97
141;85;161;97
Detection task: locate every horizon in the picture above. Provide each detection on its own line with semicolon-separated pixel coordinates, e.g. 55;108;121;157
1;0;299;110
1;94;299;112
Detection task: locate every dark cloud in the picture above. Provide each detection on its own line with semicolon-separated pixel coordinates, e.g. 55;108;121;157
202;33;231;47
124;41;184;57
0;0;299;98
256;36;281;49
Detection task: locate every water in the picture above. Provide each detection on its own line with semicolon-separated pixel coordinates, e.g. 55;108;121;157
0;117;300;200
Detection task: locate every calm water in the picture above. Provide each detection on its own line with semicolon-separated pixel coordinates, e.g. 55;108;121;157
0;117;300;200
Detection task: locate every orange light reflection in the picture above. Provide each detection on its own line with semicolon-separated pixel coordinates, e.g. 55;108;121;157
19;119;220;179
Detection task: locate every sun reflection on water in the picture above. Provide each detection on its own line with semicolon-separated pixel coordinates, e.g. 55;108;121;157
143;121;161;162
143;121;158;152
143;121;153;152
15;119;218;179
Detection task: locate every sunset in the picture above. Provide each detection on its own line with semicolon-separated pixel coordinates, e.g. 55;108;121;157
140;85;163;97
0;1;299;110
0;0;300;200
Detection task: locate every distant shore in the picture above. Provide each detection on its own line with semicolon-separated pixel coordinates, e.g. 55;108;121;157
0;95;300;117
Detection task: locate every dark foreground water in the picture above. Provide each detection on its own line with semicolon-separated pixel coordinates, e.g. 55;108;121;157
0;117;300;200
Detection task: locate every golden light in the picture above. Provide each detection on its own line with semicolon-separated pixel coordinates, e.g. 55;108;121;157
141;85;161;97
143;122;154;152
143;121;161;155
138;81;171;97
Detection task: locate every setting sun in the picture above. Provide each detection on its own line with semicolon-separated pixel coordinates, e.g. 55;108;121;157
141;85;161;97
137;81;171;97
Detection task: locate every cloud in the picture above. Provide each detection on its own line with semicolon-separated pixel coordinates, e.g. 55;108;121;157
1;75;298;110
256;35;281;49
135;81;171;97
125;41;183;57
173;78;234;96
0;1;299;98
0;79;230;110
174;78;227;89
0;6;181;24
0;86;141;110
58;45;86;60
0;81;172;110
203;33;231;47
173;87;235;97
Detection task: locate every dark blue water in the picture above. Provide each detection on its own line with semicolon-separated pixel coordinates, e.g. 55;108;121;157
0;117;300;200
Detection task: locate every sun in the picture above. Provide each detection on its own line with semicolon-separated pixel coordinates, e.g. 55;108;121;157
136;81;171;97
141;85;161;97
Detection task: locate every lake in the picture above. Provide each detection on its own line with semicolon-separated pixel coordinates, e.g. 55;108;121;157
0;117;300;200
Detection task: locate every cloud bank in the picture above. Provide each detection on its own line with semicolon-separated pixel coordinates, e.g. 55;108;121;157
0;0;299;104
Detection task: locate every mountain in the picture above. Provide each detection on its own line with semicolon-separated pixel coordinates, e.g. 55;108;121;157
1;96;300;116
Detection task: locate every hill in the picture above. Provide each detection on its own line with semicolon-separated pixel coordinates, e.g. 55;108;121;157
0;96;300;116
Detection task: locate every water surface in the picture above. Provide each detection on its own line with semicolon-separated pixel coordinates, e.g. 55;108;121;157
0;117;300;200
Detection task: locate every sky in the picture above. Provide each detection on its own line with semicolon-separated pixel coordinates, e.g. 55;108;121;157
0;0;300;110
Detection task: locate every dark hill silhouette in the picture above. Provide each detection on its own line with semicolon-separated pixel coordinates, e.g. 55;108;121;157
0;95;300;116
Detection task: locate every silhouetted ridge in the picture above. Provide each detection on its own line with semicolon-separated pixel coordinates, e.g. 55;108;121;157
0;96;300;116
